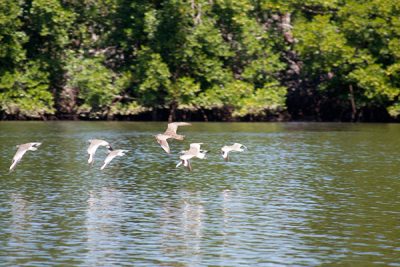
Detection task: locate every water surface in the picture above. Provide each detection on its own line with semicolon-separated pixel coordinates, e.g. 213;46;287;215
0;122;399;266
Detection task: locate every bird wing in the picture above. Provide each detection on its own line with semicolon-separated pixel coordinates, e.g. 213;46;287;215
9;144;32;171
180;152;195;161
158;138;170;154
100;152;117;170
183;143;203;156
221;145;232;153
87;139;109;160
233;143;244;150
221;145;232;160
87;146;98;164
164;122;191;135
87;140;99;154
88;139;108;151
87;141;102;164
176;160;183;168
189;143;202;151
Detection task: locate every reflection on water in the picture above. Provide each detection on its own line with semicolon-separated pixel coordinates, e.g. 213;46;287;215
0;122;399;266
8;193;35;262
85;188;125;266
160;190;204;265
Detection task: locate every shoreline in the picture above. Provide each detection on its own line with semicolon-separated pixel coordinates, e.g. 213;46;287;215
1;108;398;123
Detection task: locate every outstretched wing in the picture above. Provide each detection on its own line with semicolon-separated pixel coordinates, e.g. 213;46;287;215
159;138;171;154
100;153;117;170
221;145;232;161
9;159;19;172
189;143;202;151
87;140;98;154
233;143;245;150
9;144;29;171
87;139;109;164
164;122;191;135
87;143;98;164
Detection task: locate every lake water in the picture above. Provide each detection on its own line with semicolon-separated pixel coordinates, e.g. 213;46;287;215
0;122;399;266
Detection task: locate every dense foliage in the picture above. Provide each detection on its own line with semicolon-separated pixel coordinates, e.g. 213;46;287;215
0;0;399;121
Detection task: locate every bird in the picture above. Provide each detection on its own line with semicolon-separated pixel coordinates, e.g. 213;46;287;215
100;149;129;170
221;143;247;161
176;143;207;171
155;122;191;154
87;139;112;165
9;142;42;171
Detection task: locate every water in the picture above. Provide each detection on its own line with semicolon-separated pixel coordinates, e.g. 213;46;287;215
0;122;399;266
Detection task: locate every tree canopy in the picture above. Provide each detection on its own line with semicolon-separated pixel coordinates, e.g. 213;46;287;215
0;0;399;121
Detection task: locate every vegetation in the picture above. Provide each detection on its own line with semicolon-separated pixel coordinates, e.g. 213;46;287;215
0;0;399;121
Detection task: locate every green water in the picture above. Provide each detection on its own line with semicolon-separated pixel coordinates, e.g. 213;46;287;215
0;122;399;266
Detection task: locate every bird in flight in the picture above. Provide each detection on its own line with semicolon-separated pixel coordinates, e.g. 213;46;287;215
100;149;129;170
155;122;191;154
221;143;247;161
9;142;42;172
87;139;112;165
176;143;207;171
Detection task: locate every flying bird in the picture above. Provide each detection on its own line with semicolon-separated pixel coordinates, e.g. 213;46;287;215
87;139;112;165
176;143;207;171
100;149;129;170
155;122;191;153
221;143;247;161
9;142;42;171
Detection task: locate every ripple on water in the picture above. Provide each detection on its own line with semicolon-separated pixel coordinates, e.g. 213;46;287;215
0;122;400;266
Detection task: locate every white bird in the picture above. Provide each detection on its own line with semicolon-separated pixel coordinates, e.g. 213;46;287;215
155;122;191;154
87;139;112;165
9;142;42;171
100;149;129;170
221;143;247;161
176;143;207;171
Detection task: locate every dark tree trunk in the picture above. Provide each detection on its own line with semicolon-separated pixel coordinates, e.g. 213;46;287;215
168;101;177;122
349;85;357;122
